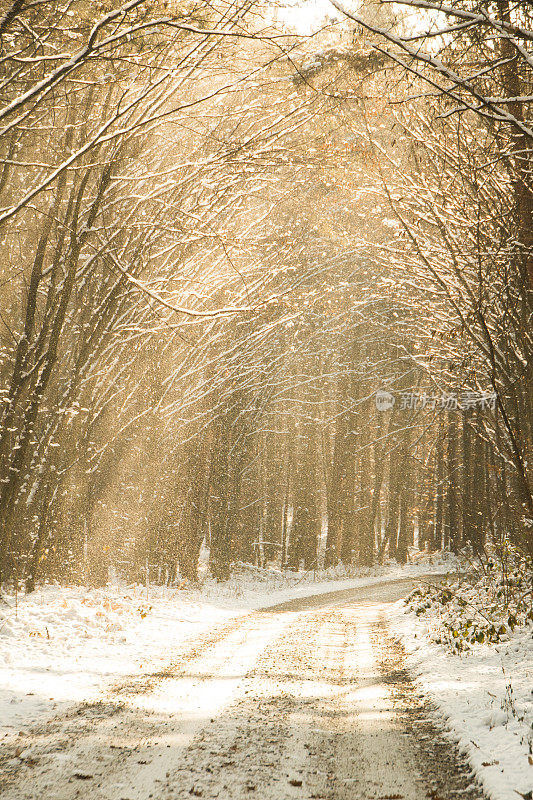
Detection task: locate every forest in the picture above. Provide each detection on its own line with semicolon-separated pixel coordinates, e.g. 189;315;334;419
0;0;531;592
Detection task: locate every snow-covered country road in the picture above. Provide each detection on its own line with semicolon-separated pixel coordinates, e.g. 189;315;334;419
0;577;482;800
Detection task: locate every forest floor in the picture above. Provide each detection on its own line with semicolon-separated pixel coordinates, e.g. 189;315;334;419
0;562;530;800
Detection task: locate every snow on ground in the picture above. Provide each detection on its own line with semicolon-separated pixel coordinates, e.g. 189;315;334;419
4;552;528;800
0;554;448;742
391;596;533;800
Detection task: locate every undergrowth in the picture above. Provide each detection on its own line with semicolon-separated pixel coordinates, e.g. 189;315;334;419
406;543;533;652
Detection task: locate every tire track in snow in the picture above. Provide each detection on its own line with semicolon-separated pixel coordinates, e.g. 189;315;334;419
0;611;292;799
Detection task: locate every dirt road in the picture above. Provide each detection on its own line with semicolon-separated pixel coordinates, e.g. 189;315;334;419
0;576;483;800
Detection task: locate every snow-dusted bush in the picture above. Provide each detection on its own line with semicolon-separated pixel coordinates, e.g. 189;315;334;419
406;545;533;652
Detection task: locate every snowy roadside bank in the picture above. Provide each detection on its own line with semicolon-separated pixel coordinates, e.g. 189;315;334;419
391;597;532;800
0;557;449;741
